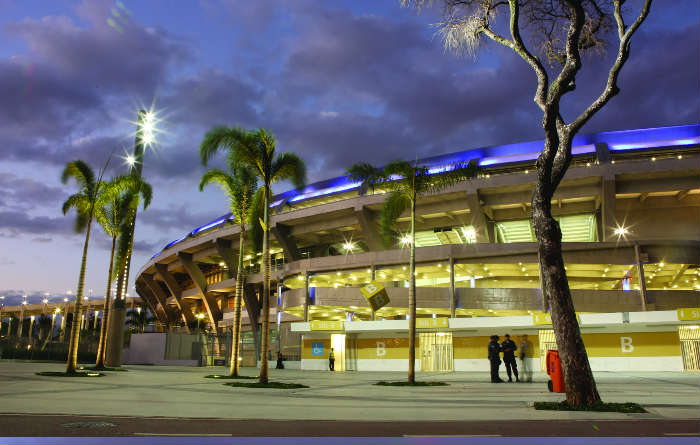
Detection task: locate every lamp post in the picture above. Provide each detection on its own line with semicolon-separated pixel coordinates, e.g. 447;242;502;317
51;308;60;341
18;298;27;337
106;109;156;367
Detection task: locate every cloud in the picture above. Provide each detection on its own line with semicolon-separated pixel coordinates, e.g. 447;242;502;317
0;210;73;237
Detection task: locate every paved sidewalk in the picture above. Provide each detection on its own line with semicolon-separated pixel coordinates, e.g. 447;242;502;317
0;361;697;422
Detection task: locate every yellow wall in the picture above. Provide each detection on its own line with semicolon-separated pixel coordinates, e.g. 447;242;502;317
582;332;680;357
357;337;417;359
453;336;540;359
301;338;330;359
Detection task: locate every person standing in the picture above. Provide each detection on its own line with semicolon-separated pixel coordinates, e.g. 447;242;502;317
329;347;335;371
501;334;519;382
519;334;532;382
488;335;503;383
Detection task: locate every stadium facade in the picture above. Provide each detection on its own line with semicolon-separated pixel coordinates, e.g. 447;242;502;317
134;124;700;372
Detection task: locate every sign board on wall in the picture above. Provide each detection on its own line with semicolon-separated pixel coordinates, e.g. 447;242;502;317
416;318;448;329
677;308;700;321
311;342;324;356
360;281;390;312
532;312;580;325
310;320;344;331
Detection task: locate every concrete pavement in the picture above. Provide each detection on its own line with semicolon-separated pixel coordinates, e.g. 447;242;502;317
0;361;697;423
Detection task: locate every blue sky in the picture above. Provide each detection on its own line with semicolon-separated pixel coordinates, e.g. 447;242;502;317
0;0;698;305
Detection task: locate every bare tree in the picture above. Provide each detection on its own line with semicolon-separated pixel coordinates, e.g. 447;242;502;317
403;0;652;405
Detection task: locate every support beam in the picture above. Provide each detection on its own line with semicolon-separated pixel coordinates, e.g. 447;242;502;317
634;243;648;311
142;274;178;324
154;263;195;324
270;223;300;261
465;192;490;243
215;238;238;280
134;282;165;324
669;264;690;288
601;177;616;242
355;206;382;251
677;190;690;201
303;272;310;322
178;252;223;329
639;192;649;204
449;257;456;318
594;142;611;164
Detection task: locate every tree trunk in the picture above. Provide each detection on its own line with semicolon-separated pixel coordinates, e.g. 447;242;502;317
95;236;116;369
532;131;600;406
407;194;417;383
66;217;92;374
259;186;271;383
230;231;245;377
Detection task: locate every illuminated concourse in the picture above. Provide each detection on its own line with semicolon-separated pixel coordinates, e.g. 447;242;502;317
134;124;700;373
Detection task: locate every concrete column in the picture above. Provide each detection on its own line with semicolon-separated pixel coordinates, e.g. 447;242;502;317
303;272;310;322
465;192;491;243
601;176;616;241
18;309;24;337
634;243;648;311
59;311;67;341
449;257;456;318
370;265;376;320
28;315;35;339
93;310;99;330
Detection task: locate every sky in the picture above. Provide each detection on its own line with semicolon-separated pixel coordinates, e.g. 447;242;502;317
0;0;698;305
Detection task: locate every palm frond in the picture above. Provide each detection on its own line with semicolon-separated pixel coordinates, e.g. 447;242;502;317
380;191;411;247
61;160;95;191
271;152;306;190
426;159;480;193
247;187;265;253
62;193;88;215
347;162;386;194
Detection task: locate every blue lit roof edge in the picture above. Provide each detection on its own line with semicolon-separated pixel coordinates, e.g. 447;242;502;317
154;124;699;257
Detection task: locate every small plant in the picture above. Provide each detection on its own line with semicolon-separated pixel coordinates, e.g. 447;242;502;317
375;381;448;386
534;401;646;413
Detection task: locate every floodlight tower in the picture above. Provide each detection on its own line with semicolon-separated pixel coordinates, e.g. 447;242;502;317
105;109;154;367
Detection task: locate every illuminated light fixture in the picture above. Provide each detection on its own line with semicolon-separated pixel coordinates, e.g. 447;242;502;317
651;157;656;161
22;301;27;305
351;276;357;281
437;264;442;268
366;269;371;274
659;262;665;268
336;272;341;276
63;298;69;302
611;160;616;164
524;170;529;174
218;262;225;267
126;154;136;166
42;299;48;304
400;235;413;246
402;266;407;271
342;241;355;252
678;155;683;160
297;275;303;280
288;181;362;203
586;162;591;167
613;226;629;236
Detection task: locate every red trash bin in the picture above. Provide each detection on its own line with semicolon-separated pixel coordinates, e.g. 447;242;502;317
546;349;565;393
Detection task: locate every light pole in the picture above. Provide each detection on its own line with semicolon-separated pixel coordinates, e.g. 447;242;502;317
106;109;156;367
18;298;27;337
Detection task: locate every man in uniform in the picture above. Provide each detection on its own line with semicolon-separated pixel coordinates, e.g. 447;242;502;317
501;333;519;382
488;335;503;383
329;347;335;371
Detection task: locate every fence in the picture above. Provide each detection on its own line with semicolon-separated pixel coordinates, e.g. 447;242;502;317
0;334;99;363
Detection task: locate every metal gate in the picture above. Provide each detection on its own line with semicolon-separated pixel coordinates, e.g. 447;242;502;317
679;326;700;371
419;332;453;372
538;329;556;371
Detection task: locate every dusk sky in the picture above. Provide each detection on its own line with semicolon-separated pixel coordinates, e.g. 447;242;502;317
0;0;698;305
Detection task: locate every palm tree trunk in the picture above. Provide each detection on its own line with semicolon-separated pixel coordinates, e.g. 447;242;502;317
95;236;116;368
259;185;271;384
66;216;92;374
532;130;600;406
230;230;246;377
408;195;417;383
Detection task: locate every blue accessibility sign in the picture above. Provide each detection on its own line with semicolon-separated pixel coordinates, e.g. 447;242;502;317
311;342;324;356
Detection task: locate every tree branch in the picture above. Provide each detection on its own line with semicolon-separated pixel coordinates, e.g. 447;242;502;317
570;0;652;133
547;0;585;104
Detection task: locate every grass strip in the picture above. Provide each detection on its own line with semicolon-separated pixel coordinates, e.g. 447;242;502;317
205;374;257;380
374;381;448;386
36;371;105;377
534;401;646;413
224;381;308;389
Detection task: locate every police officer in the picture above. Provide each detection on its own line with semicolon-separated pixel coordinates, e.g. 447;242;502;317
488;335;503;383
329;347;335;371
501;333;519;382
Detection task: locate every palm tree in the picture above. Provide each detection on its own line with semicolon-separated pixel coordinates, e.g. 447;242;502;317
94;176;152;369
201;126;306;383
348;159;478;383
126;308;155;333
199;165;258;377
61;159;134;374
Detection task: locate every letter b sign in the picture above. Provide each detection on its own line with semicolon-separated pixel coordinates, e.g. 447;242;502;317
620;336;634;353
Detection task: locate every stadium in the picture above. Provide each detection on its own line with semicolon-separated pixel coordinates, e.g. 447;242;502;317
133;124;700;373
